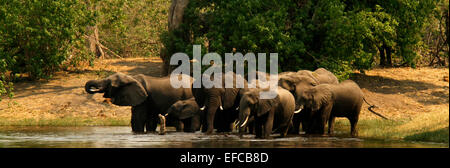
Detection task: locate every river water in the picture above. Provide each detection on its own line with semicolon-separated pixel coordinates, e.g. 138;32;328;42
0;126;447;148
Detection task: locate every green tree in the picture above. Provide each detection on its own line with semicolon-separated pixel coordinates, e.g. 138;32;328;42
161;0;439;79
0;0;94;100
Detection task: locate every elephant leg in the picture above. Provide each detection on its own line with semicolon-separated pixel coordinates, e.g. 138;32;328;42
302;120;310;134
263;112;274;139
279;125;289;138
349;117;359;137
317;117;327;135
205;106;219;134
201;112;207;132
248;118;255;134
215;109;234;133
318;104;333;135
189;116;201;132
300;109;312;134
281;114;295;137
314;118;326;135
215;111;225;133
145;114;158;133
254;117;264;139
307;112;324;135
223;110;236;132
289;113;302;134
328;116;336;135
175;120;184;132
226;122;234;132
131;105;148;134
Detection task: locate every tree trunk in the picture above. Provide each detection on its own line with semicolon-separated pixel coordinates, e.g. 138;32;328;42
379;46;385;66
446;8;449;66
86;1;104;59
168;0;190;31
88;25;105;58
161;0;190;76
385;45;392;67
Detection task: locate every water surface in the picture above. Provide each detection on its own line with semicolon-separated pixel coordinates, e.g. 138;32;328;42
0;126;447;148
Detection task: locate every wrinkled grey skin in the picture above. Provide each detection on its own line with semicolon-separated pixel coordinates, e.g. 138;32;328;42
165;98;203;132
237;87;295;139
191;72;248;134
278;68;339;134
296;80;363;137
85;73;193;133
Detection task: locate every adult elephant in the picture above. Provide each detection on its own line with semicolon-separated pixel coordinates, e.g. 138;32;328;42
236;87;296;139
278;68;339;134
295;80;364;136
85;72;193;133
191;72;248;134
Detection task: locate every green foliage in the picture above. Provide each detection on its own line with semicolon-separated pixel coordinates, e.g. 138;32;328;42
96;0;170;57
0;0;94;99
0;0;94;79
0;0;170;101
419;0;449;66
376;0;438;67
161;0;439;79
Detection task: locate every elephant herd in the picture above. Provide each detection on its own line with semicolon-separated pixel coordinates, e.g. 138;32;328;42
85;68;386;138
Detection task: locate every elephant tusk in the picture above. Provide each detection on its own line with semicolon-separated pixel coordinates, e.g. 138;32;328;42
220;106;224;110
294;108;303;113
200;106;206;111
234;120;239;128
89;88;100;92
240;116;249;128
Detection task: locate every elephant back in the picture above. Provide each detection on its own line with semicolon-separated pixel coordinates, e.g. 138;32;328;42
313;68;339;84
135;74;193;113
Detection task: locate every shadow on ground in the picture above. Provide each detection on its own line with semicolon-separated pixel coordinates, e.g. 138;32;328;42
404;127;449;143
351;73;449;105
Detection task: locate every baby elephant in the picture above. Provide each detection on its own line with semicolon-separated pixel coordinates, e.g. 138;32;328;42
237;87;296;139
296;80;363;137
160;98;203;133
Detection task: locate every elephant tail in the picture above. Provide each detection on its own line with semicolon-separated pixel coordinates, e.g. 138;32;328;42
363;97;389;120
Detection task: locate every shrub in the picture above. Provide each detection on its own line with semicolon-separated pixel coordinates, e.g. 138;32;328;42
0;0;94;99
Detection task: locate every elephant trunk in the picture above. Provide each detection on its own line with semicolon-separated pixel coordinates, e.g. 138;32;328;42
85;80;106;94
158;114;166;135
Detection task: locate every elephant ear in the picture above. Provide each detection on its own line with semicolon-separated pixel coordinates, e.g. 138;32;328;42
278;77;296;92
108;73;148;106
223;87;240;109
223;72;247;109
310;86;332;112
257;94;280;117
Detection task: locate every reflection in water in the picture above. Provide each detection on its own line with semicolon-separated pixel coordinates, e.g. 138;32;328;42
0;126;447;148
